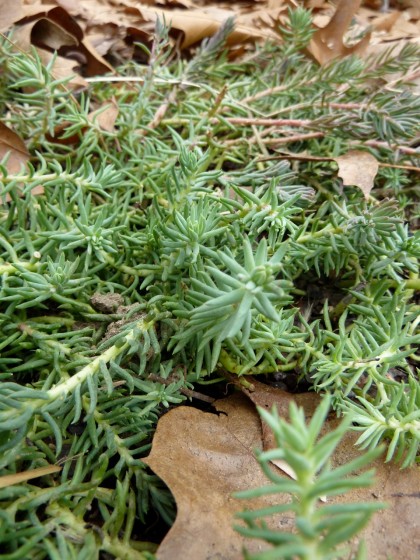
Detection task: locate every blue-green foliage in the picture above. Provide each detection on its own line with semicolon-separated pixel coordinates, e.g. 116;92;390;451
0;11;419;558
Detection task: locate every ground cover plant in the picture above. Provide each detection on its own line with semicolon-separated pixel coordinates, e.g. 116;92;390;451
0;4;419;559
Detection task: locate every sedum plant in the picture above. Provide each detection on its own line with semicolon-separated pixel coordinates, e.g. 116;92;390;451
0;8;419;557
235;396;384;560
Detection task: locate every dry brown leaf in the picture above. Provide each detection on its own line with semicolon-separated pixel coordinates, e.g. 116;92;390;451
305;0;329;8
42;1;153;62
144;386;420;560
379;12;420;40
38;47;88;88
308;0;371;65
241;379;420;558
140;5;277;48
88;99;119;132
31;17;79;50
53;0;120;23
240;378;326;498
20;5;83;40
143;393;288;560
371;10;402;33
80;36;115;75
0;0;25;32
12;0;278;63
362;3;420;40
335;149;379;199
0;121;30;176
83;24;123;56
11;5;113;82
0;465;61;489
242;379;320;477
331;426;420;560
10;19;87;89
0;121;44;202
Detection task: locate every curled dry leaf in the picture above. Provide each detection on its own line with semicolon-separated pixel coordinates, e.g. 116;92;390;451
143;393;287;560
241;378;420;558
140;6;276;48
308;0;371;65
371;10;402;33
11;5;112;86
12;5;85;86
335;149;379;199
144;385;420;560
0;121;30;176
52;0;276;55
0;121;43;203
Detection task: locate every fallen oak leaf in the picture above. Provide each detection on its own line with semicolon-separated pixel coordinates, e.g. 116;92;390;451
239;379;316;464
10;19;88;89
144;384;420;560
140;6;278;48
0;0;24;32
308;0;371;65
241;378;327;499
143;393;288;560
232;377;420;558
0;121;44;202
80;34;115;76
335;149;379;199
31;17;79;52
13;6;113;79
0;121;30;176
370;10;402;33
17;5;83;45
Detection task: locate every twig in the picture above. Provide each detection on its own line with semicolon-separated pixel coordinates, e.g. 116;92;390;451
86;75;202;88
260;132;324;144
259;152;420;173
214;117;312;127
258;154;331;163
223;131;324;146
364;140;419;156
208;85;228;118
241;80;316;104
384;68;420;90
141;87;179;137
379;162;420;172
